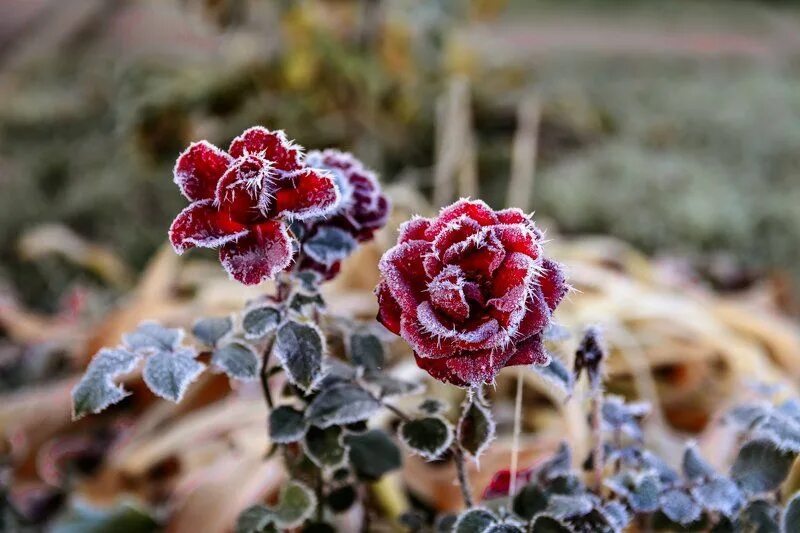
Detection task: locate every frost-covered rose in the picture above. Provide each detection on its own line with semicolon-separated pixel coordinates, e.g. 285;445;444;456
295;150;390;280
169;127;340;285
375;200;567;387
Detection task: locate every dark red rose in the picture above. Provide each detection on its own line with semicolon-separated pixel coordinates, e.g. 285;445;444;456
375;200;568;387
305;149;390;242
295;150;390;280
169;127;340;285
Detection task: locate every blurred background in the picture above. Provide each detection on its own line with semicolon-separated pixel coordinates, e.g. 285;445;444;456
2;0;800;530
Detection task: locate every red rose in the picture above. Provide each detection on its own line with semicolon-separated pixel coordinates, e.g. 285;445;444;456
375;200;567;387
168;127;340;285
296;150;390;280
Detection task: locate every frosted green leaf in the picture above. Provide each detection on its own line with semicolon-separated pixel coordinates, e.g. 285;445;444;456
71;348;141;420
192;316;233;347
142;348;205;402
399;416;453;460
273;320;325;392
212;341;260;381
306;383;381;428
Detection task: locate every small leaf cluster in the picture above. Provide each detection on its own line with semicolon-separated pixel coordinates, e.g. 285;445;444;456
448;394;800;533
71;275;423;532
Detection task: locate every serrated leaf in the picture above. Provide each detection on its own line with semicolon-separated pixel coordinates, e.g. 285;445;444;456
739;500;780;532
752;414;800;452
731;439;795;495
600;502;630;532
303;226;357;266
345;429;401;480
453;508;497;533
349;333;384;372
142;348;205;402
123;322;183;353
235;505;273;533
212;341;260;381
360;373;423;399
273;480;317;529
691;477;742;517
242;306;281;340
545;494;594;520
192;316;232;347
682;442;716;481
304;425;346;468
782;492;800;533
513;484;549;520
71;348;141;419
605;471;661;513
399;416;453;460
457;399;496;458
306;383;381;428
273;320;325;393
660;489;701;526
269;405;307;444
529;515;572;533
531;354;574;397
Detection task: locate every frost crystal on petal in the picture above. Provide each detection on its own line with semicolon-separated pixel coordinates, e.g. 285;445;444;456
219;221;294;285
174;141;232;202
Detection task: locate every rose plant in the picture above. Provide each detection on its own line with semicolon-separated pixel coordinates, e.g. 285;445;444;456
69;127;800;533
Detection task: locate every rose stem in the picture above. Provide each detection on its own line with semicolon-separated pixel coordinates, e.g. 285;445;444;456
509;368;524;504
454;446;474;508
589;368;604;492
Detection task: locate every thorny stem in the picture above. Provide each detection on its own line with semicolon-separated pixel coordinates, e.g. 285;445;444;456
454;446;474;508
589;370;605;493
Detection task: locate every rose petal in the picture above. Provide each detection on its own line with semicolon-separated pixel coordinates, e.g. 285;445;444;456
490;252;538;300
514;289;551;339
495;208;529;225
504;334;549;367
428;266;470;322
398;216;431;243
424;199;498;239
271;169;340;220
493;224;541;259
444;229;506;278
414;353;468;387
444;349;507;386
215;156;272;225
173;141;232;201
169;200;248;254
376;282;402;335
538;258;569;312
432;216;482;259
218;221;293;285
408;304;504;354
378;240;430;314
228;127;303;172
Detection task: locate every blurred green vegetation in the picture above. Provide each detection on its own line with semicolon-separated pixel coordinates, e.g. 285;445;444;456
1;0;800;309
